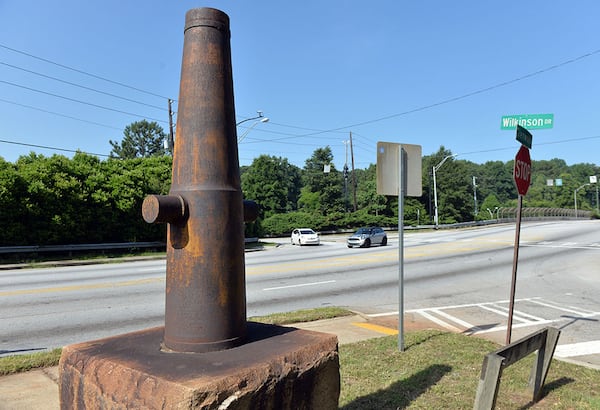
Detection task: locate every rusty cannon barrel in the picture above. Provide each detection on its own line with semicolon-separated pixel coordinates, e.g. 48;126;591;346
142;8;256;353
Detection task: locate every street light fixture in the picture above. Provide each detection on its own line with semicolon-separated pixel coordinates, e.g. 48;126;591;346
432;154;457;229
486;206;499;220
236;111;269;143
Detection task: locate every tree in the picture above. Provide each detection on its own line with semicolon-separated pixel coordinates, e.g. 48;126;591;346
0;158;27;245
478;160;515;204
479;194;502;219
423;146;473;223
241;155;301;218
354;165;387;216
300;147;344;214
109;120;167;159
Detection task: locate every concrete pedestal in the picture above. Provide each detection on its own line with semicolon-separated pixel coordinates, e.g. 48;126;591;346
59;322;339;409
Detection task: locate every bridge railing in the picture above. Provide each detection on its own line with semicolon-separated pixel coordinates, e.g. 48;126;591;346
497;207;592;221
0;208;593;256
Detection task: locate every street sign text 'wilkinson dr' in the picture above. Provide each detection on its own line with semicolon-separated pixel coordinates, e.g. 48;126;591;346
501;114;553;130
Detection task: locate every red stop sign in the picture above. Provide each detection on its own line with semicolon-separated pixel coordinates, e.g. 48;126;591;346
514;145;531;196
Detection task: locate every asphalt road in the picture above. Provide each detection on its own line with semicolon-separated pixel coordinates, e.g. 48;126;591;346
1;220;599;367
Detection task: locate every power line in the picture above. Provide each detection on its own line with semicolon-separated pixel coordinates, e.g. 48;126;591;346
0;60;167;111
242;136;331;147
0;79;167;124
0;138;109;158
0;43;174;101
4;131;595;165
456;134;600;159
248;48;600;140
0;98;122;130
317;48;600;135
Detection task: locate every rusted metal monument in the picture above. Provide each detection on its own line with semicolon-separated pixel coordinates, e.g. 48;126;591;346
59;8;339;409
140;4;257;348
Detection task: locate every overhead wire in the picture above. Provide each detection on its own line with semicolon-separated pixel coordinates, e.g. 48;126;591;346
2;42;599;162
456;134;600;159
0;79;168;124
238;48;600;143
0;60;167;111
0;97;122;130
0;43;174;101
0;138;109;158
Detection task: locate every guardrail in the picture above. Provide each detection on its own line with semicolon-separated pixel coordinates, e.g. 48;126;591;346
0;207;592;256
0;242;166;255
0;238;260;255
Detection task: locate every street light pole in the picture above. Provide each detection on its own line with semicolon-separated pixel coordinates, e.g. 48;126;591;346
590;176;599;212
433;154;457;229
236;111;269;143
472;176;478;218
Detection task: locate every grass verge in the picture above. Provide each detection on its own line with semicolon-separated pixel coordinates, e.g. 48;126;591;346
0;348;62;376
339;330;600;409
1;308;599;409
248;306;353;325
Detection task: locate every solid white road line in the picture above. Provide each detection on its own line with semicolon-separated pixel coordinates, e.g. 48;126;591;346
554;340;600;358
262;280;335;291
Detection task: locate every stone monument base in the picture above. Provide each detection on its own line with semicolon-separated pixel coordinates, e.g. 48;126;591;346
59;323;339;409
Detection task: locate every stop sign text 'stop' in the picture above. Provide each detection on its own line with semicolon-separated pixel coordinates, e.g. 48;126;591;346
514;145;531;196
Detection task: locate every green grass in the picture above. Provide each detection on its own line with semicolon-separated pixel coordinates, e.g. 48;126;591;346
2;308;599;409
339;330;600;409
0;348;62;376
248;306;353;325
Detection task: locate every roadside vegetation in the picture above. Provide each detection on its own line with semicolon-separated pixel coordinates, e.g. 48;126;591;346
1;120;599;257
1;308;598;408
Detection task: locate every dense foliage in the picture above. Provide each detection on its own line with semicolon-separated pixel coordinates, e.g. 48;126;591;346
0;153;170;246
1;144;598;246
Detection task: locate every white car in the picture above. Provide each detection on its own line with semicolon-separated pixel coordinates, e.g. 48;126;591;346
290;228;320;246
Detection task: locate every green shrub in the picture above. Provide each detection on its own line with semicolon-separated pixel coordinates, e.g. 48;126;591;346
261;212;327;236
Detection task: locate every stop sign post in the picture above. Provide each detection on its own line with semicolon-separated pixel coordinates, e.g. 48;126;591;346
507;139;532;344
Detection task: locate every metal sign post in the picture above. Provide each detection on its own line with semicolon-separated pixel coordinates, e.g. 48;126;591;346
397;146;406;351
377;142;421;352
507;135;532;344
507;193;523;345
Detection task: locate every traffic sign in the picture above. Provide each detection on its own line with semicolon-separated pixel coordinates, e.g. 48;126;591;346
516;125;532;149
501;114;553;130
514;145;531;196
376;142;422;197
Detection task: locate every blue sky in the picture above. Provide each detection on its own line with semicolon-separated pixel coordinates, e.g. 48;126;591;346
1;1;599;171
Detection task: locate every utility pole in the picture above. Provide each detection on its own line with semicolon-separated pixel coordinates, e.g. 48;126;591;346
168;99;175;155
343;140;349;212
350;132;357;211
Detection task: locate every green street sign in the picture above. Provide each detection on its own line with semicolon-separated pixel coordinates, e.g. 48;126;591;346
501;113;553;130
516;125;532;149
